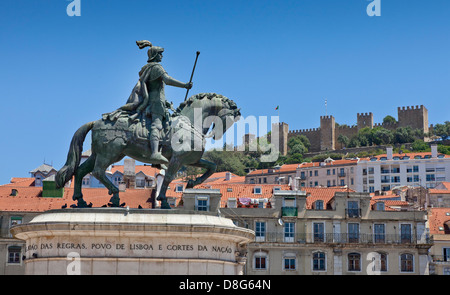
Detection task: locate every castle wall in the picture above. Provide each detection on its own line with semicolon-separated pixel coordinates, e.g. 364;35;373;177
288;128;321;152
265;105;431;155
397;105;429;134
335;125;358;149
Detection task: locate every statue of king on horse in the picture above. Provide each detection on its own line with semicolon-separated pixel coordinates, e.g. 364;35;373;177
55;41;241;209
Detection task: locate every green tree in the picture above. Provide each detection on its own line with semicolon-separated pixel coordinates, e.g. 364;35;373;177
433;121;450;140
337;134;349;148
371;127;394;145
383;115;397;124
411;139;429;152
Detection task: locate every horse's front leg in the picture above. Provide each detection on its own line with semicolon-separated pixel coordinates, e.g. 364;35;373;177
186;159;217;189
157;157;182;209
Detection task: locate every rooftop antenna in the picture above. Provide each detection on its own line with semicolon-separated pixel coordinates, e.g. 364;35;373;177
325;99;327;116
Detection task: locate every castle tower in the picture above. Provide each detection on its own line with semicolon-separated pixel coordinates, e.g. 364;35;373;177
397;105;429;134
271;122;289;156
357;112;374;130
320;115;335;151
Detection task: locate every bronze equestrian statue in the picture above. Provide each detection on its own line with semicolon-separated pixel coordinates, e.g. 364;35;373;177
55;41;241;209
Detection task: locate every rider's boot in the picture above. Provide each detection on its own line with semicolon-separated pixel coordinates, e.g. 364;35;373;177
149;139;169;165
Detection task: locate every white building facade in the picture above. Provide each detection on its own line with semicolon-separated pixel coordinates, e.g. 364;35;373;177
357;146;450;193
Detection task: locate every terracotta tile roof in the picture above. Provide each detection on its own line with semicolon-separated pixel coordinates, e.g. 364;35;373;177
305;187;354;209
0;185;154;212
429;182;450;195
109;165;160;177
370;199;410;211
368;152;450;161
428;208;450;234
1;178;35;187
165;182;291;207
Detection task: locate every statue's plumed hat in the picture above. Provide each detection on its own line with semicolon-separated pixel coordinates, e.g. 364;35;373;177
136;40;164;62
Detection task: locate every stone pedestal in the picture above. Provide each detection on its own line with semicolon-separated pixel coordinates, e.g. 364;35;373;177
11;208;254;275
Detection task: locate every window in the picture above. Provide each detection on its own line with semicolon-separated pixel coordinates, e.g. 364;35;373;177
400;224;412;244
327;169;331;175
375;202;385;211
284;222;295;242
400;253;414;272
315;200;324;210
340;179;345;186
313;222;325;242
443;248;450;262
227;198;237;208
195;196;209;211
254;187;262;194
283;197;296;208
348;253;361;271
283;254;296;271
314;170;318;177
369;252;388;273
254;252;268;270
312;251;326;271
347;201;359;218
7;246;21;264
255;222;266;242
10;216;22;227
426;174;435;182
82;177;90;186
374;224;385;243
348;223;359;243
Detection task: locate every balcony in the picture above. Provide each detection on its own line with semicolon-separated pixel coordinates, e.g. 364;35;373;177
345;208;361;218
431;255;450;263
338;172;346;177
282;207;298;217
254;233;430;245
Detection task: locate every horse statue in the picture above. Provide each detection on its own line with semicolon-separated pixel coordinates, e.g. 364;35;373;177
55;93;241;209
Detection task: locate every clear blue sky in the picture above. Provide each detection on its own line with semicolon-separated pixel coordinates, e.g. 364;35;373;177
0;0;449;185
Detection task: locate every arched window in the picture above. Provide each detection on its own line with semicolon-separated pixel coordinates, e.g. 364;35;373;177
400;253;414;272
348;253;361;271
254;251;268;271
283;253;297;271
368;252;388;273
312;251;326;271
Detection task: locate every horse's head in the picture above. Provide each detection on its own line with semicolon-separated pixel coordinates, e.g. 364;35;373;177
176;93;241;141
205;99;241;140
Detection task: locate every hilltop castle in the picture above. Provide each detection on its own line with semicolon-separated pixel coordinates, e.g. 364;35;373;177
267;105;430;155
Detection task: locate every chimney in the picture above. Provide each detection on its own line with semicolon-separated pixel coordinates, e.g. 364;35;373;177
123;158;136;189
431;144;438;158
225;172;231;181
386;146;393;160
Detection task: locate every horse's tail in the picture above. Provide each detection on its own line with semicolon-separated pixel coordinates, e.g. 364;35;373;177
55;121;95;189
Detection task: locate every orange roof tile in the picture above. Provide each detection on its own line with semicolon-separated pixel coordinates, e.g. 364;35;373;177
428;208;450;234
1;178;35;187
368;152;450;161
109;165;160;177
0;185;154;212
305;187;354;209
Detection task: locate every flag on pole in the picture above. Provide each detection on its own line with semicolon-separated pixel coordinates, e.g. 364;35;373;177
275;105;279;110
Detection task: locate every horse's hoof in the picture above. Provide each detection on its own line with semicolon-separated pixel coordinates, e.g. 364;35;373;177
160;202;172;209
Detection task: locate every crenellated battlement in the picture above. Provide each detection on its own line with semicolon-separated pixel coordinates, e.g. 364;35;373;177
247;104;429;155
398;105;424;112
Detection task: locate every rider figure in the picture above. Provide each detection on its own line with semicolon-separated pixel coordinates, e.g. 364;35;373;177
121;40;192;165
